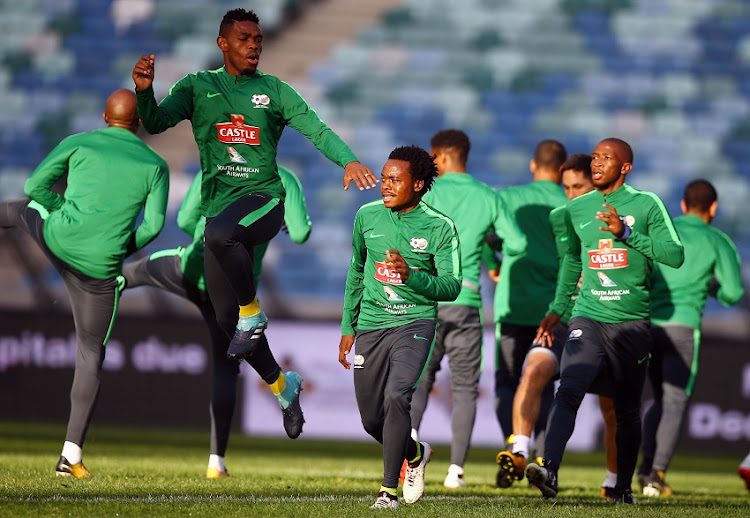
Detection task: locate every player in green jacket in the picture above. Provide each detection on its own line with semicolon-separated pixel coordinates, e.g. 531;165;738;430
527;138;684;505
0;89;169;478
408;129;525;488
498;154;619;497
638;179;744;497
488;140;569;474
338;146;461;509
132;8;375;438
123;166;311;475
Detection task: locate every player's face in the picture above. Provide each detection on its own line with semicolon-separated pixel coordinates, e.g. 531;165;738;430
218;21;263;76
380;159;423;213
562;168;595;200
591;142;630;194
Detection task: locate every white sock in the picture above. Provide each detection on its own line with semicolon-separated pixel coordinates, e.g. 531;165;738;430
61;441;82;465
208;454;225;472
603;470;617;488
512;435;530;458
411;428;419;442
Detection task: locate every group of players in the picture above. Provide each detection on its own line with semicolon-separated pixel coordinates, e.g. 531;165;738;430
2;7;746;510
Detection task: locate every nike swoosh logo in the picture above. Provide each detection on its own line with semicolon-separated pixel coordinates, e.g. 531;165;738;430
637;353;650;365
207;92;222;98
560;236;568;242
413;334;430;341
579;221;592;229
368;232;385;238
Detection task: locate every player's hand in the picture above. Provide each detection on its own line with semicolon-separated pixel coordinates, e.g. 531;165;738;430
133;54;156;91
534;313;561;348
386;249;409;280
338;335;355;369
596;204;625;237
343;161;378;191
488;267;500;283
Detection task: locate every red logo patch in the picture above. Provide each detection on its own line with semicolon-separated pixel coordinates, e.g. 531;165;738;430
217;114;260;145
588;248;628;269
374;261;403;285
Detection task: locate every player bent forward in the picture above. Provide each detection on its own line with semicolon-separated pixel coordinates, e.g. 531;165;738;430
338;146;462;509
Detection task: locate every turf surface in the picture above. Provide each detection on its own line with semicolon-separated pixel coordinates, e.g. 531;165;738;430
1;421;748;516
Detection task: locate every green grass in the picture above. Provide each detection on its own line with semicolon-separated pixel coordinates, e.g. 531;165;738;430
1;421;748;517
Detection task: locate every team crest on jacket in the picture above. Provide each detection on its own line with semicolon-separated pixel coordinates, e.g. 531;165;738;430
588;238;628;269
216;114;260;145
252;94;270;108
410;237;428;250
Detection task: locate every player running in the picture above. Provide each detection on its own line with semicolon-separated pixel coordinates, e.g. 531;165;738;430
338;146;461;508
527;138;684;504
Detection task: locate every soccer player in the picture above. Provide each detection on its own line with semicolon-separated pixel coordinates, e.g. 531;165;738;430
132;9;375;435
123;165;311;476
0;89;169;477
637;179;744;496
489;140;569;482
526;138;684;504
407;129;524;488
496;154;619;495
338;146;461;508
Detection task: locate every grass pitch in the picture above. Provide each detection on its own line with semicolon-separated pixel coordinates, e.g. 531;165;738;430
0;421;748;517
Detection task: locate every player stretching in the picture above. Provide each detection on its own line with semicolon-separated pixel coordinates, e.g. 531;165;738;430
339;146;461;508
0;89;168;477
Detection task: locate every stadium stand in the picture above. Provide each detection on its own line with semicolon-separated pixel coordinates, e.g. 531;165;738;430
0;0;748;320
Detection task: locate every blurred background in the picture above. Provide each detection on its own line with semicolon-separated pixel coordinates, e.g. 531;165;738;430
1;0;749;451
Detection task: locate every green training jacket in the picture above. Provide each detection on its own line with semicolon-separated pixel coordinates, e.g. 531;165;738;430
492;180;568;326
549;184;684;323
650;214;744;328
422;172;525;308
24;126;169;279
136;67;357;217
341;199;462;335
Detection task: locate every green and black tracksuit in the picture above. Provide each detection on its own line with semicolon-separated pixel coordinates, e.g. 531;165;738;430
123;166;311;456
0;126;168;446
342;199;461;490
137;66;356;338
640;214;744;475
409;172;525;468
543;183;684;493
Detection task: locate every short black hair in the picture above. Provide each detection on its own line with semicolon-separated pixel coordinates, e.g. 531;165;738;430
533;139;567;171
388;145;438;193
430;129;471;163
684;179;717;212
220;8;260;36
559;153;592;179
600;137;634;164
